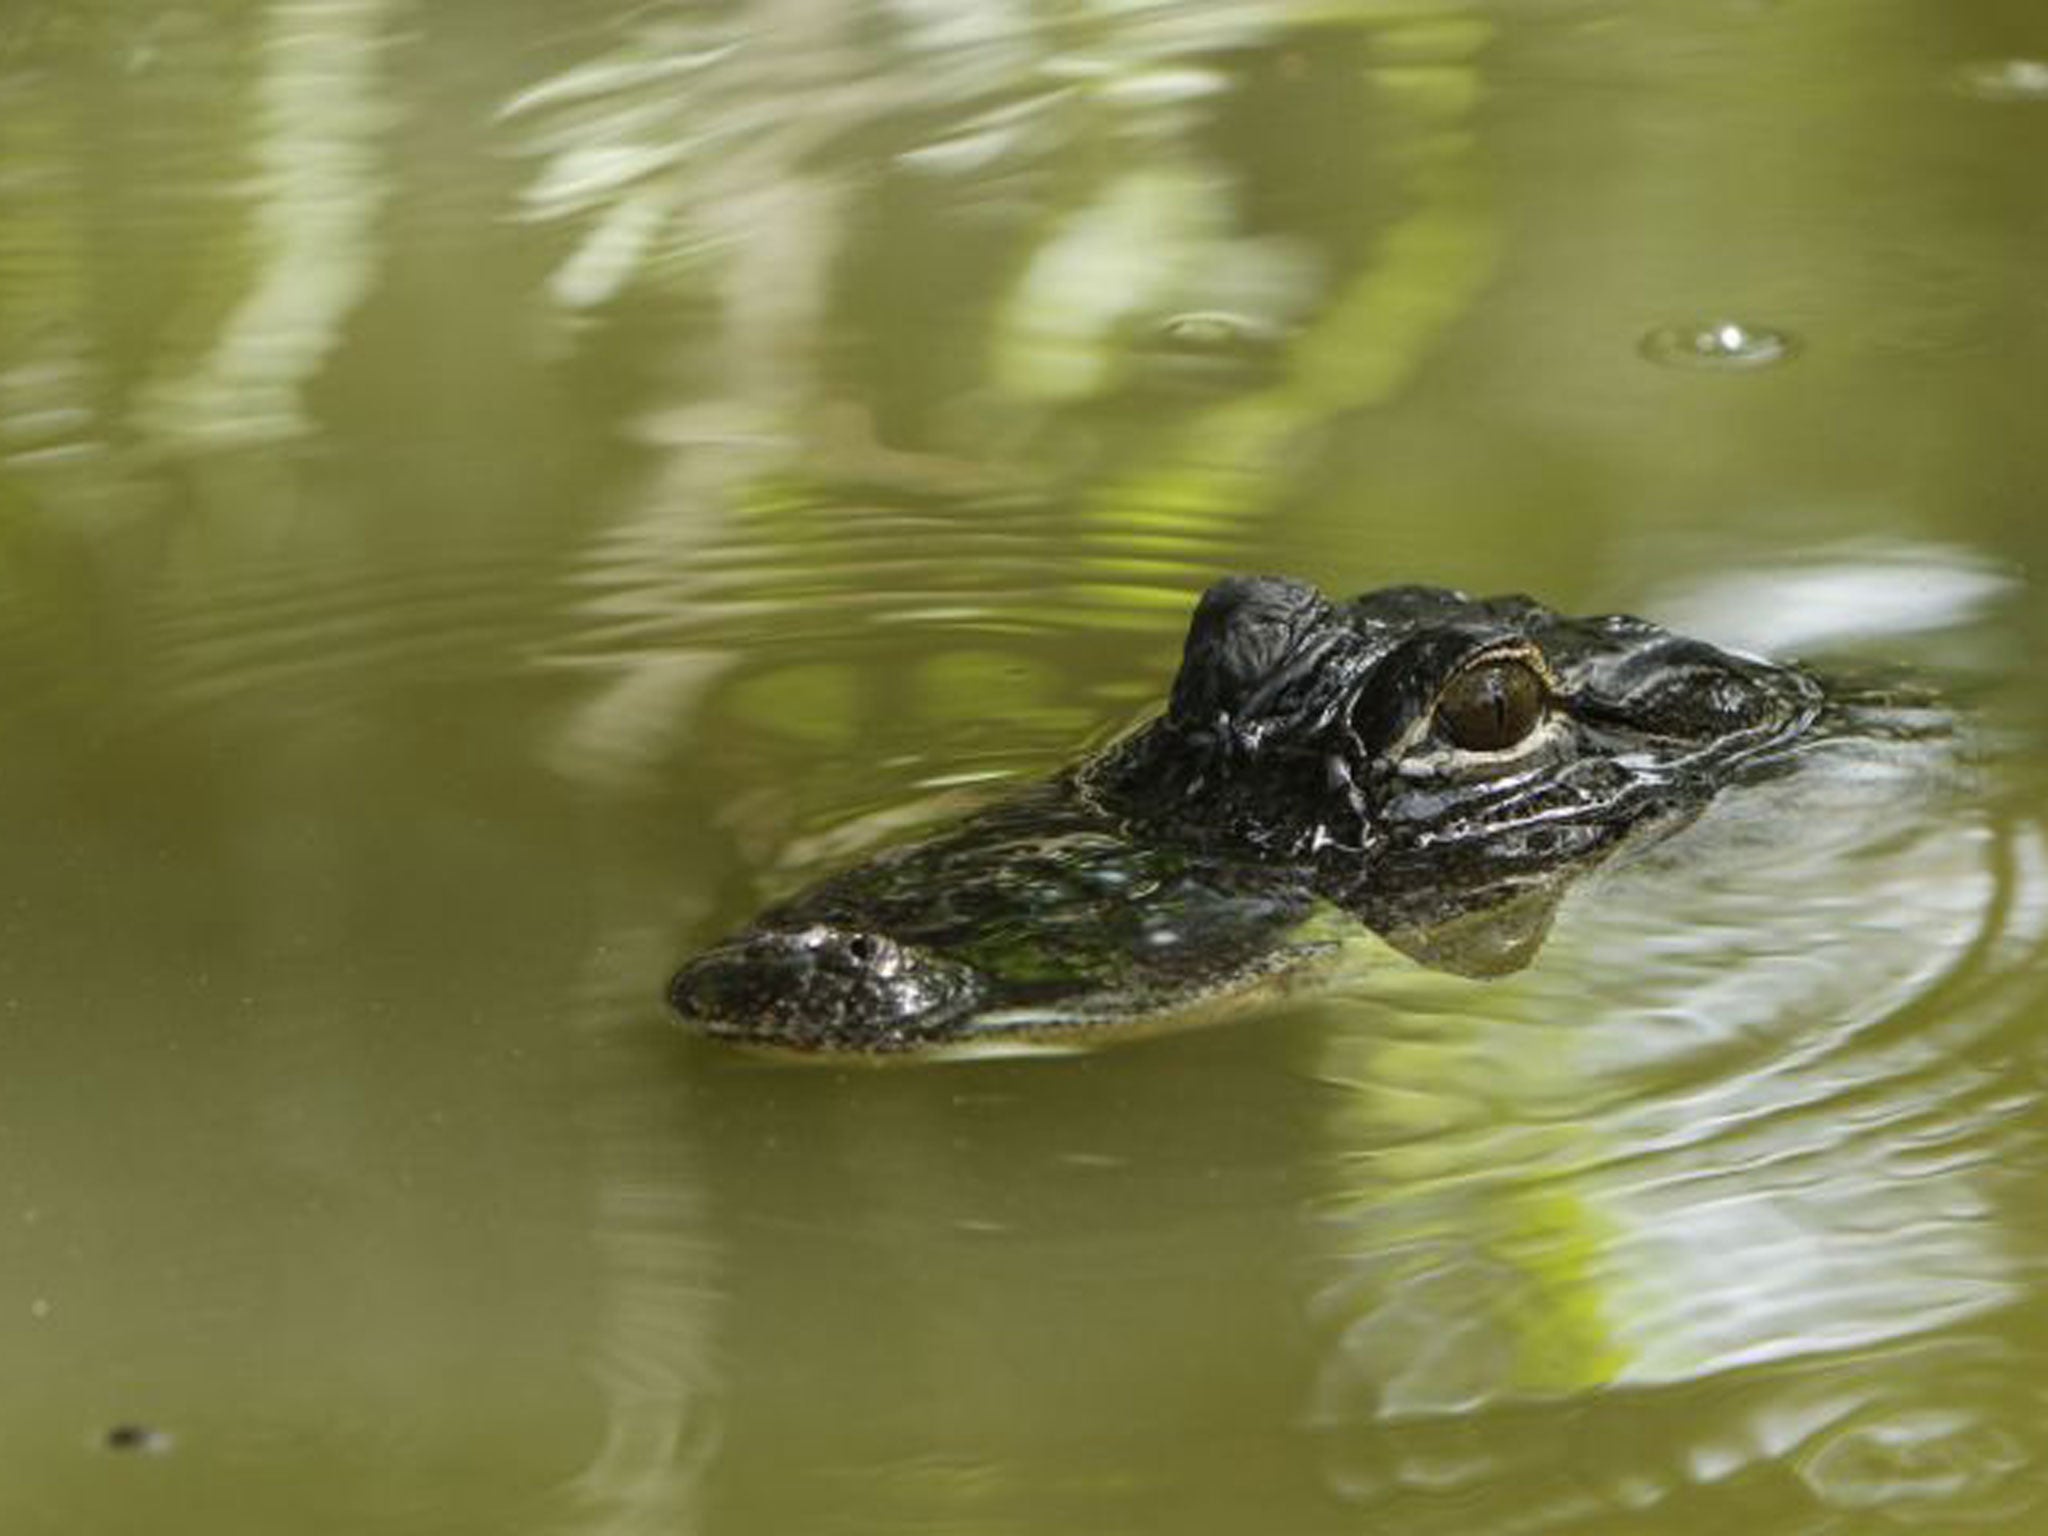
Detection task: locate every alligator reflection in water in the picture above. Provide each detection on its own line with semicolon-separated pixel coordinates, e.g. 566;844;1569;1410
671;574;1851;1052
1305;708;2048;1528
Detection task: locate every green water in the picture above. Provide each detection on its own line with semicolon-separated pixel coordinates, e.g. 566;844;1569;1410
5;1;2048;1531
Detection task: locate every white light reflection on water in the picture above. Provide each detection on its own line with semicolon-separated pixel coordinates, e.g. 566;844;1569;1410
140;0;394;446
1642;542;2017;657
1955;58;2048;104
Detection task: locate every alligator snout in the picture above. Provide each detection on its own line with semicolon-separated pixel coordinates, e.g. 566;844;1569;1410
670;923;986;1052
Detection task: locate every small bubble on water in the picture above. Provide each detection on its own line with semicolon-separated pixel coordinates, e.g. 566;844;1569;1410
1954;58;2048;103
1152;311;1281;355
1133;311;1290;393
1639;320;1797;372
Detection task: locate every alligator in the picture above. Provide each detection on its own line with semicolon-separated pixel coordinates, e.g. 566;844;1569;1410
670;576;1830;1054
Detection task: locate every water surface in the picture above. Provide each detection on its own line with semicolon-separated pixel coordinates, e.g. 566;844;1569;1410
5;2;2048;1532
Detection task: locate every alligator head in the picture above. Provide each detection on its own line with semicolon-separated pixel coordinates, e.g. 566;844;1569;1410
1087;576;1823;952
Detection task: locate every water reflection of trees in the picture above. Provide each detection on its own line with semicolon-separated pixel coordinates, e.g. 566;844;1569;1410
506;1;1498;797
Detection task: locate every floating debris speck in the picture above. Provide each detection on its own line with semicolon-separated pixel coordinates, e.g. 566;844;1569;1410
103;1424;173;1455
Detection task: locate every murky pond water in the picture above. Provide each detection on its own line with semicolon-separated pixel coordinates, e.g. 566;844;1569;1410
6;1;2048;1531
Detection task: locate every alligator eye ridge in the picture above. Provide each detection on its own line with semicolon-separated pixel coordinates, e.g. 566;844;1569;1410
1434;657;1548;752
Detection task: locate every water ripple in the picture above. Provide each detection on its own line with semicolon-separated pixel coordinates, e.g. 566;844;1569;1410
1306;686;2048;1528
536;473;1243;791
139;537;565;710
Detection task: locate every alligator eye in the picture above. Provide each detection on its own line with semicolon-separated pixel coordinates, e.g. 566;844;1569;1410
1434;659;1547;751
